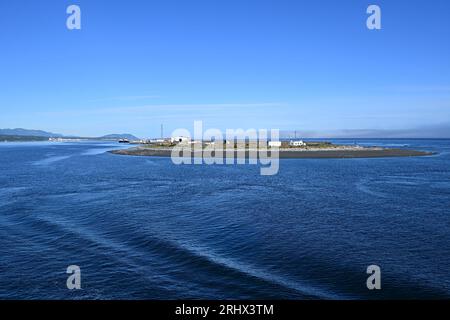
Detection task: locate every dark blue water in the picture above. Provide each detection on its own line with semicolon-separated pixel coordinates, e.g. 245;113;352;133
1;139;450;299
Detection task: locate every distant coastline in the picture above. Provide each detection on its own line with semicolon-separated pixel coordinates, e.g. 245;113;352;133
0;135;49;142
0;128;141;143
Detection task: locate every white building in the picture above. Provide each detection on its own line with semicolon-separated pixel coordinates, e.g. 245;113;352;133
289;140;306;147
268;141;282;147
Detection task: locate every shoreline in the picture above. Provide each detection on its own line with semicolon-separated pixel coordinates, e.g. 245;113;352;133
110;146;434;159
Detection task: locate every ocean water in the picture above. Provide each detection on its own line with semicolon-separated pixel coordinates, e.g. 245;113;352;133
0;139;450;300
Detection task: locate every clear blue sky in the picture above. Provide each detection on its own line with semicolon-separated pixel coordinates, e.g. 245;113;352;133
1;0;450;137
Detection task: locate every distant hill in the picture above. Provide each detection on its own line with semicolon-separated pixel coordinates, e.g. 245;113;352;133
99;134;140;140
0;128;62;137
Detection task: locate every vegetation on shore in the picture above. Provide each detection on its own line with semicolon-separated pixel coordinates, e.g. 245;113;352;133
112;139;435;158
0;135;49;142
111;146;434;159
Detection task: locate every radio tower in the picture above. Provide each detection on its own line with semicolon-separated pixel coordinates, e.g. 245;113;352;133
160;124;164;139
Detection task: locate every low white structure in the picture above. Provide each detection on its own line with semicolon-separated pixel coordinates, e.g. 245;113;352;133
289;140;306;147
149;139;165;143
268;141;282;147
171;136;191;144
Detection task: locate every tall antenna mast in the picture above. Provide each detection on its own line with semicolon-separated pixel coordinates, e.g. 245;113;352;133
161;124;163;139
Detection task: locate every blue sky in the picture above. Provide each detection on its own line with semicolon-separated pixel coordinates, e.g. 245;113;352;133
1;0;450;137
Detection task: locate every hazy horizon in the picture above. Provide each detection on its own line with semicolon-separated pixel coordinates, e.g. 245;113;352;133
3;123;450;139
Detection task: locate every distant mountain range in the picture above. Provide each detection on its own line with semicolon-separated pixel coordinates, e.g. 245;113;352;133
0;128;140;141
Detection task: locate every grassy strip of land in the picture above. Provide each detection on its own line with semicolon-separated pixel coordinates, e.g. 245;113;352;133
110;146;434;159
